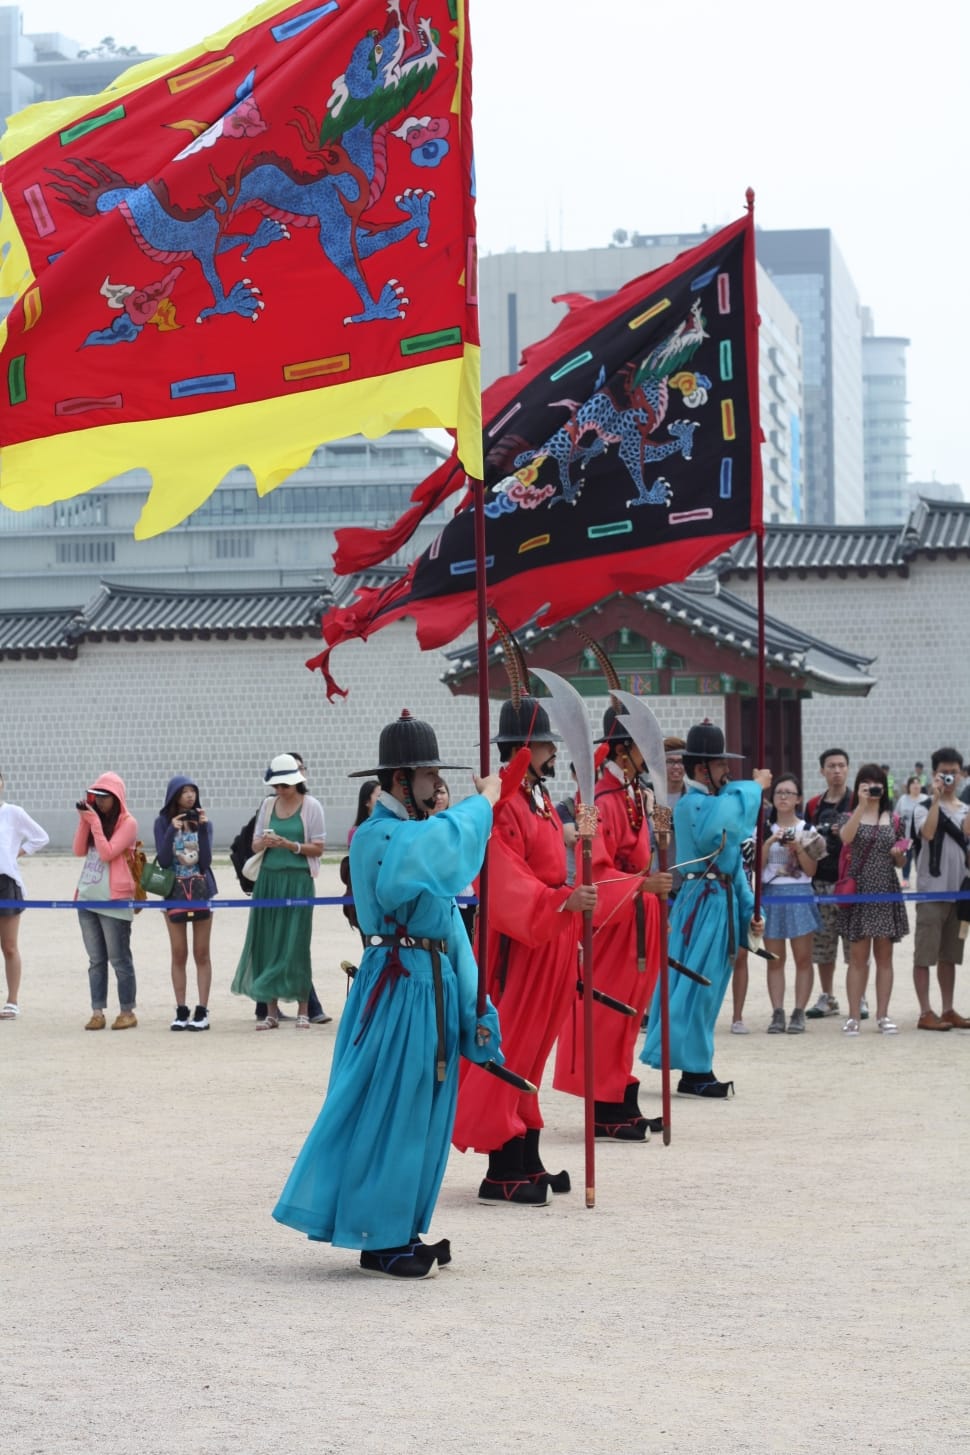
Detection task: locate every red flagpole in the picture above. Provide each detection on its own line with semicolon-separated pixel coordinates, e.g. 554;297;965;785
654;810;673;1145
576;809;597;1206
746;187;768;920
752;528;767;918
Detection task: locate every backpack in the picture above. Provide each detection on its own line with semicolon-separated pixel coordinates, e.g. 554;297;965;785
229;814;258;894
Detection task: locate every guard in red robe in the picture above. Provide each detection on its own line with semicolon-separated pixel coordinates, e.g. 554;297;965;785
452;697;597;1203
553;707;671;1140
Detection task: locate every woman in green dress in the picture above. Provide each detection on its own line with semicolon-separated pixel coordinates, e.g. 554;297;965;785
232;755;326;1029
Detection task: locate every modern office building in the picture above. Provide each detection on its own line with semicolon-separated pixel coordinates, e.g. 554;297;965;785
478;236;805;525
755;228;864;526
861;312;910;524
0;5;150;125
0;433;452;608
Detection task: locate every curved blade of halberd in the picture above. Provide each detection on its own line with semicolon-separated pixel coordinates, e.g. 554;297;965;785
530;668;595;807
611;690;668;809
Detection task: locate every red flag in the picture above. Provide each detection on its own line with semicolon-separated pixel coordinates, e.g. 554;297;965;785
311;212;762;697
0;0;481;538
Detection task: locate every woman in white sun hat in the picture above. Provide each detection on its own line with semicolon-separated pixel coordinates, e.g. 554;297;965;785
231;755;326;1030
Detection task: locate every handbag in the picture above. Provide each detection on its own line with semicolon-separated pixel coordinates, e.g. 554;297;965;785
834;826;879;898
242;849;265;882
124;841;148;913
141;856;176;897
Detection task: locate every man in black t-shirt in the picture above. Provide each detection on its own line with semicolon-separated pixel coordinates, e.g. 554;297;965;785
804;748;853;1018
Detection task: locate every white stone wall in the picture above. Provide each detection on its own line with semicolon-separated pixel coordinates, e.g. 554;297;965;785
726;556;970;787
1;628;725;849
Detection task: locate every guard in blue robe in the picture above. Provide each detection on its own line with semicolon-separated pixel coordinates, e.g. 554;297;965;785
641;722;769;1096
273;711;502;1279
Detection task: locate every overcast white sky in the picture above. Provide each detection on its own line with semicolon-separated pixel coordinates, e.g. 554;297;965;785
18;0;970;487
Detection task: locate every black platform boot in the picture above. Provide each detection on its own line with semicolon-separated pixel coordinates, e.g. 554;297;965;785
676;1069;735;1099
594;1098;649;1141
623;1080;663;1136
522;1128;571;1194
478;1136;553;1205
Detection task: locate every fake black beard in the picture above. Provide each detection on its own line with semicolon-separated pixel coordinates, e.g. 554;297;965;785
537;758;556;780
419;795;437;812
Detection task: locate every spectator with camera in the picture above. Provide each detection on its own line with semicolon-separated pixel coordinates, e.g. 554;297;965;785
74;773;140;1031
154;776;216;1031
912;749;970;1031
761;774;824;1033
837;764;908;1036
896;775;925;887
804;749;854;1019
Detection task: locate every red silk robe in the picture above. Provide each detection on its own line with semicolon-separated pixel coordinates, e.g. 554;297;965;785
553;768;660;1102
452;777;579;1153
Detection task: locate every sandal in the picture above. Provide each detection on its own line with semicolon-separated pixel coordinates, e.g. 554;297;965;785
295;1014;311;1029
255;1015;279;1031
0;1002;19;1019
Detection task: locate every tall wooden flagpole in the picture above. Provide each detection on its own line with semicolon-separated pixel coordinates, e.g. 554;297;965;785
472;477;491;1016
747;187;768;920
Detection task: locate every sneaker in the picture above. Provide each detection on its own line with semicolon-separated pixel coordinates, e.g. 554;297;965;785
787;1008;807;1034
767;1007;786;1034
859;996;870;1020
842;1017;860;1036
806;993;839;1019
730;1019;750;1035
876;1016;899;1034
111;1011;137;1030
308;1010;333;1024
171;1005;191;1031
186;1005;209;1031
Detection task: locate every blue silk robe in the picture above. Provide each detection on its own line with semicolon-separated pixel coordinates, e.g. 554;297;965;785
641;779;762;1074
273;794;500;1250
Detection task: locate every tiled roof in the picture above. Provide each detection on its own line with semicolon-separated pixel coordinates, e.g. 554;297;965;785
444;576;875;697
721;499;970;576
81;582;330;638
0;582;332;655
0;607;83;657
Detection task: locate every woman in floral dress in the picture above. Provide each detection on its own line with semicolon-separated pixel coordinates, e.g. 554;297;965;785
837;763;908;1036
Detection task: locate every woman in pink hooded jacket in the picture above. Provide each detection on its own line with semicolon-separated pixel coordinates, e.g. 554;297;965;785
73;772;139;1030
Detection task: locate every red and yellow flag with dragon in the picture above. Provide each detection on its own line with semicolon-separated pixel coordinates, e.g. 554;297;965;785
0;0;479;537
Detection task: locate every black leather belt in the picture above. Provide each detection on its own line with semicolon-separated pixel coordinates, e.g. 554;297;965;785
361;930;448;1081
367;934;447;952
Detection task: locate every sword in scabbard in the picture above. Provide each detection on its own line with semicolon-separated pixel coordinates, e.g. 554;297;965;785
578;980;638;1016
668;956;712;987
480;1060;538;1094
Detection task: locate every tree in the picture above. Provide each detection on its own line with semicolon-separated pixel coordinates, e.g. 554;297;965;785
78;37;141;59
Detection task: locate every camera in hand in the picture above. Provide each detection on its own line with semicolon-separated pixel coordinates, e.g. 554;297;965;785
781;827;796;843
941;772;956;786
183;814;199;830
75;799;89;812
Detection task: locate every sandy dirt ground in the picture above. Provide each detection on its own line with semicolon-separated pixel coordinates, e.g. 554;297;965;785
2;855;969;1455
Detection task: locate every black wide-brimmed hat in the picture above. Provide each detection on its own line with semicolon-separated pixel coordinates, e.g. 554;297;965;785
683;721;745;761
490;695;560;745
595;704;634;747
349;710;469;777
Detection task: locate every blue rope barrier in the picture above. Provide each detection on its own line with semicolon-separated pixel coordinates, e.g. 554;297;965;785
1;894;481;911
